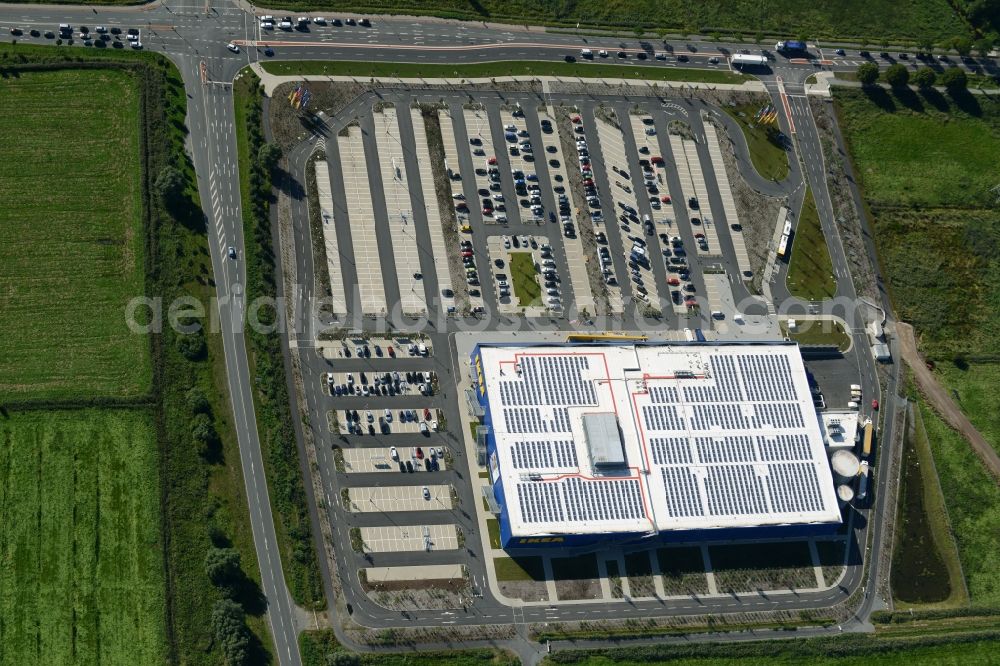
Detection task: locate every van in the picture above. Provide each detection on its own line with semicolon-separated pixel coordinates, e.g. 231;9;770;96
279;20;293;30
849;384;862;393
580;48;593;58
847;401;859;410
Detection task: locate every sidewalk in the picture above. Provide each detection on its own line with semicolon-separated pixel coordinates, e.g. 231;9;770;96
249;62;765;97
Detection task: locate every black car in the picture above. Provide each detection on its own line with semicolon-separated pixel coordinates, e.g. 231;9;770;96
399;461;406;473
564;54;576;62
405;460;414;472
676;54;689;62
359;18;371;26
9;27;22;35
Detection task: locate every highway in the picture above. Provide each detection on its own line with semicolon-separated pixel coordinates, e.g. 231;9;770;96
0;0;973;663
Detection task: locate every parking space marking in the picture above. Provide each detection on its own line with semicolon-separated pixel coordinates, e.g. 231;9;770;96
359;524;459;553
680;139;720;255
499;109;538;224
313;158;349;317
410;108;455;313
463;107;499;225
342;447;447;473
337;126;388;316
373;108;428;317
595;115;667;309
348;484;454;512
335;408;439;435
703;123;752;280
539;106;598;315
438;108;484;311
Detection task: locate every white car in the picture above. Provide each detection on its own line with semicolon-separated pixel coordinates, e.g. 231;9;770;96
389;446;398;461
227;42;240;53
598;49;609;57
131;41;143;49
313;17;327;25
422;486;431;500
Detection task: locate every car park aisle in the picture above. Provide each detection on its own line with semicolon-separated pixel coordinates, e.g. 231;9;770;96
409;109;456;314
359;524;459;553
703;123;753;280
347;485;453;512
337;126;388;316
676;135;720;256
594;113;666;310
373;107;428;317
314;158;350;318
537;106;596;315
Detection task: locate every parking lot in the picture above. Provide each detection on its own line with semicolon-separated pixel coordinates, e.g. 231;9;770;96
359;524;459;552
336;126;388;316
348;484;453;512
341;446;448;473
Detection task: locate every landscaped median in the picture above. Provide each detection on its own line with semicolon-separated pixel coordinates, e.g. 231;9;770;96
259;60;749;85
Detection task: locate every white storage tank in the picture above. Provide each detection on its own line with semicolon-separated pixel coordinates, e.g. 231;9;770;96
830;449;861;482
836;484;855;506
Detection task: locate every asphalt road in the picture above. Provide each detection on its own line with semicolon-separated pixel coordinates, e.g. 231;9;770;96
0;0;944;663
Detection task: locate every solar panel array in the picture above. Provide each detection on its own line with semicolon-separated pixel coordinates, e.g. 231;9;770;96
641;351;831;522
516;476;645;524
499;355;598;407
510;440;578;469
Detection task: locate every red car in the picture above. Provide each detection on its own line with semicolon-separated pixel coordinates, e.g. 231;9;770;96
667;277;680;286
487;156;497;165
424;408;431;421
872;399;879;410
482;207;493;216
415;447;424;459
388;346;395;358
571;115;582;124
651;156;664;165
685;298;698;307
660;195;671;203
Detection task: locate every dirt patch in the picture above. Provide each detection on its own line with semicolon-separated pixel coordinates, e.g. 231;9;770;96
499;580;549;602
657;546;710;596
554;578;603;600
898;322;1000;479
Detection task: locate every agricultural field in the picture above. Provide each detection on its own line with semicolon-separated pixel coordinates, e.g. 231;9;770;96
0;68;150;403
835;89;1000;210
0;409;166;665
261;0;968;41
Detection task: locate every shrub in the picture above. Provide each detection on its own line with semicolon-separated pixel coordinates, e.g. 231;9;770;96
186;386;211;414
912;67;937;88
175;330;206;360
205;547;242;588
941;67;968;91
857;62;880;85
884;63;910;87
211;599;250;666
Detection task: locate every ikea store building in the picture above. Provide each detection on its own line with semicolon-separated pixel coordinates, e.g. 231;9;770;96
470;341;842;552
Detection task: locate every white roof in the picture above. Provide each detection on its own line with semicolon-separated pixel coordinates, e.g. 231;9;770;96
480;342;842;538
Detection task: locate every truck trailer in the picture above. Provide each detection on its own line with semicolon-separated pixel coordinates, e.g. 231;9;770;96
731;53;769;68
775;40;807;53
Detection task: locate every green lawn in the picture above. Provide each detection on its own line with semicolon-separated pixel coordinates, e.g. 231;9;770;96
722;102;790;181
251;0;967;41
781;319;851;351
260;59;747;84
486;518;502;549
920;401;1000;605
509;251;541;306
493;555;546;581
835;88;1000;210
0;68;150;402
785;186;837;301
0;409;166;665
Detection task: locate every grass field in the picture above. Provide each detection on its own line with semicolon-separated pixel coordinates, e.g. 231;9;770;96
509;251;541;306
920;401;1000;605
786;186;837;301
493;555;545;581
252;0;968;41
543;635;1000;665
259;59;747;84
935;363;1000;456
0;409;166;665
891;405;966;607
834;88;1000;210
0;68;150;402
780;319;852;351
722;103;790;182
486;518;502;549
